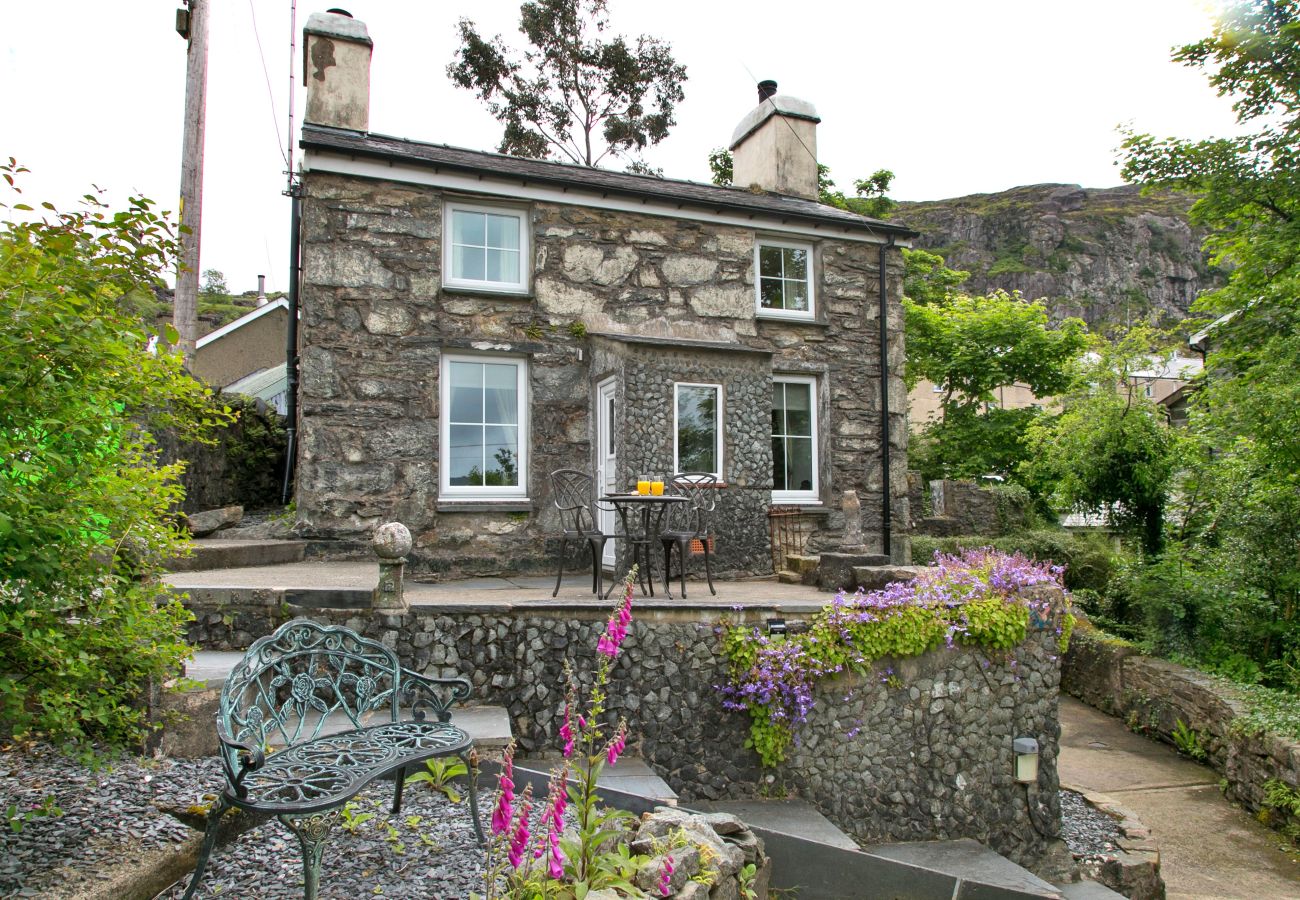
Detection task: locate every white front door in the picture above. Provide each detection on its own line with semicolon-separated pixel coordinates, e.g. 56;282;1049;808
596;378;618;568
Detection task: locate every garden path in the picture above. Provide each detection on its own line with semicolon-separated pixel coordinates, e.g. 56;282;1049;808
1059;695;1300;899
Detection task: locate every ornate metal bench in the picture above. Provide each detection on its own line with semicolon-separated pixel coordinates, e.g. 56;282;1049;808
182;618;484;899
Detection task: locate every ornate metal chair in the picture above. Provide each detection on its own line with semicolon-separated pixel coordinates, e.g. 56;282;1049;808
182;619;483;900
660;472;719;599
550;468;613;597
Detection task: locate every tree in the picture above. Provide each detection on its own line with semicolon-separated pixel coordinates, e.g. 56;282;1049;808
0;161;227;750
1021;329;1178;556
200;267;228;299
448;0;686;169
905;291;1087;481
1115;1;1300;678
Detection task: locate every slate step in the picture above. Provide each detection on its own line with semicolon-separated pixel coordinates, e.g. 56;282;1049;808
689;798;857;850
1053;880;1127;899
865;839;1064;898
595;756;677;805
776;569;803;585
849;563;925;593
168;538;307;572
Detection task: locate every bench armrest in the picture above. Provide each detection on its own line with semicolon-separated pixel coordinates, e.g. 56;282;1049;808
216;720;267;798
400;668;472;724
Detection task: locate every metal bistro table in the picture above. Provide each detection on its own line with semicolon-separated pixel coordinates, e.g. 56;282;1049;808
600;493;689;599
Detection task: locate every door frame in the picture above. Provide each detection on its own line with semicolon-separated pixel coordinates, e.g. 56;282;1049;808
595;377;618;569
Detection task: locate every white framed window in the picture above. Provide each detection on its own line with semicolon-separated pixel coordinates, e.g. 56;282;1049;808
772;376;818;502
755;240;815;320
443;201;529;293
440;354;528;499
674;383;723;478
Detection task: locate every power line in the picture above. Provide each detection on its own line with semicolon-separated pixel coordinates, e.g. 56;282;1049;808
247;0;288;166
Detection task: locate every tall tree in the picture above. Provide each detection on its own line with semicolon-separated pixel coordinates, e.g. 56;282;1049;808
448;0;686;169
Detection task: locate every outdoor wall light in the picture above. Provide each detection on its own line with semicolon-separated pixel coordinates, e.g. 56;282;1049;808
767;617;787;636
1014;737;1039;783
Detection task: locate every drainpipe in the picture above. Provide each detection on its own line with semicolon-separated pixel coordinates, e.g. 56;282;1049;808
282;184;302;505
878;235;896;558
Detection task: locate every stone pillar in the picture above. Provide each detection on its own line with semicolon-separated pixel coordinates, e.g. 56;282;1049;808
372;522;411;612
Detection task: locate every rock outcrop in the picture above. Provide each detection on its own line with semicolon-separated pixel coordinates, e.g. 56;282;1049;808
894;183;1225;327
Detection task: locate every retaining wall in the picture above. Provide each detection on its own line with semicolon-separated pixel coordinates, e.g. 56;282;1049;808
1063;621;1300;836
182;586;1067;866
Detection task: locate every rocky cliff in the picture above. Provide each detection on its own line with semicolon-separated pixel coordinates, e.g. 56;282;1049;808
893;184;1224;326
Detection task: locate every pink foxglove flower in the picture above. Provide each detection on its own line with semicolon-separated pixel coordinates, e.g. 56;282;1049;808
658;854;675;896
547;826;565;879
507;788;533;869
559;702;575;758
490;745;516;835
606;724;627;766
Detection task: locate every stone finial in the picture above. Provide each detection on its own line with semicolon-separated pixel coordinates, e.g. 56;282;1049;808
840;490;865;551
372;522;410;611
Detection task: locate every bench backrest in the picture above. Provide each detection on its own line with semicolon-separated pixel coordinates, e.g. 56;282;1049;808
218;618;403;768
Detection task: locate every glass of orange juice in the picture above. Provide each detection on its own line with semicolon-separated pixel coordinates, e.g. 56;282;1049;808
650;480;664;496
636;479;650;495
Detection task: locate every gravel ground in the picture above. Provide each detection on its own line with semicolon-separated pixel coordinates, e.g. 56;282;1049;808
0;744;491;899
3;744;1130;898
1060;788;1124;857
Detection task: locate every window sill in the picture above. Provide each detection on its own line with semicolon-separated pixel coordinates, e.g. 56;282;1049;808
441;285;534;301
756;315;828;328
770;501;830;515
437;500;534;513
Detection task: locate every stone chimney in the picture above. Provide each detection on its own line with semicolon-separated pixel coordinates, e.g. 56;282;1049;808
303;10;373;131
728;80;821;200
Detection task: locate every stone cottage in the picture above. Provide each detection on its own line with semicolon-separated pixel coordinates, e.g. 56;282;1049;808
291;11;915;579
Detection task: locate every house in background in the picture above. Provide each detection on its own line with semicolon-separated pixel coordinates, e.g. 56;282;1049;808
192;298;291;414
289;11;915;578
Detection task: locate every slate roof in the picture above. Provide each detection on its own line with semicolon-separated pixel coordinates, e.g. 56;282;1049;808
301;124;917;239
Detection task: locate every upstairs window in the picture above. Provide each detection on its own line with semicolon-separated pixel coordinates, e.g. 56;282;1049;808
440;354;528;499
444;202;529;293
772;376;818;502
756;240;814;320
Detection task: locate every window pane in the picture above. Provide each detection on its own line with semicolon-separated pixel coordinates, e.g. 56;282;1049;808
448;362;483;422
759;245;783;278
454;245;486;281
485;248;521;284
786;436;814;492
759;278;784;310
483;363;518;424
784;247;808;279
452;210;485;247
785;280;808;312
483;425;519;486
448;424;484;486
784;382;812;435
677;386;718;473
485;213;519;250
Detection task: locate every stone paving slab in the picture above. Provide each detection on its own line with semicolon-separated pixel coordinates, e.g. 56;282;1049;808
1060;695;1300;899
866;838;1063;898
690;799;860;851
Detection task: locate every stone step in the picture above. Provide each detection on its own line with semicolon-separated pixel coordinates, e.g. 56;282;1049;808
1053;880;1127;899
689;798;858;851
776;569;803;585
849;563;926;593
865;839;1064;898
168;538;307;572
594;756;677;805
783;553;820;576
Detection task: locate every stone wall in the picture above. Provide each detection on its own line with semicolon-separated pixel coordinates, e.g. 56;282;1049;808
914;478;1030;537
1063;622;1300;837
183;586;1067;867
157;397;288;514
295;172;909;577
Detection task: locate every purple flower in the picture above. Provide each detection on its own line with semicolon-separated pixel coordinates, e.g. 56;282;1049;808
490;745;515;836
658;854;675;896
507;787;533;869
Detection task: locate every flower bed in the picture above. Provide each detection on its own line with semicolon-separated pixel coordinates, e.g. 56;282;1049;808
719;549;1075;766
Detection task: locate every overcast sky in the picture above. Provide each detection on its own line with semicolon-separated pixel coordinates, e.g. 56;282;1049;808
4;1;1242;294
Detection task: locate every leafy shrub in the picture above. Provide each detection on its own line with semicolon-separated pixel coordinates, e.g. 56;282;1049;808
0;163;226;751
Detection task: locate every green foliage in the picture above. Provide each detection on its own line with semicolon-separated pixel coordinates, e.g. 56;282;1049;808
1022;330;1178;556
200;268;229;299
902;248;970;307
1264;779;1300;818
448;0;687;169
1226;679;1300;742
0;161;228;751
405;756;469;804
5;796;62;834
1171;718;1208;760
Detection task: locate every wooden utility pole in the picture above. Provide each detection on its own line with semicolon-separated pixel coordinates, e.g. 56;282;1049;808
175;0;208;368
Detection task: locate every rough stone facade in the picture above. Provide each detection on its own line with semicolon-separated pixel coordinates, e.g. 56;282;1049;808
911;478;1031;538
1064;622;1300;840
183;586;1066;866
294;171;909;578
